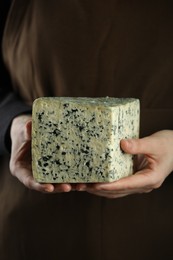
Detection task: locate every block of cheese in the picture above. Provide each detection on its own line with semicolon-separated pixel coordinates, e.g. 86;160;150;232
32;97;140;183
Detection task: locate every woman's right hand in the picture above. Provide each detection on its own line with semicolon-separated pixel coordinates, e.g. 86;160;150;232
9;115;73;193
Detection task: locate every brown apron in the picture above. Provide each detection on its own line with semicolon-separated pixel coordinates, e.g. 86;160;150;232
1;0;173;259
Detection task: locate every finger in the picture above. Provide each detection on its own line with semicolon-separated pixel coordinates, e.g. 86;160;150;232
75;183;87;191
77;177;153;193
22;175;72;193
88;187;153;195
86;180;153;194
53;183;73;192
14;167;55;193
120;137;158;156
25;120;32;141
15;165;74;193
92;169;159;191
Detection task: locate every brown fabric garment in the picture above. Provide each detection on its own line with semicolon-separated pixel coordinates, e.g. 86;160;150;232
3;0;173;136
1;0;173;259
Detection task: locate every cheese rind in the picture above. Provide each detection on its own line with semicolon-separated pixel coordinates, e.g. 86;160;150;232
32;97;140;183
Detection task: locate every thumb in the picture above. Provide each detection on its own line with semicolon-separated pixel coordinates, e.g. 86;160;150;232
25;120;32;141
120;137;155;155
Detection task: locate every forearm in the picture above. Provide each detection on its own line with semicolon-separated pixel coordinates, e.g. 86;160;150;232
0;0;24;154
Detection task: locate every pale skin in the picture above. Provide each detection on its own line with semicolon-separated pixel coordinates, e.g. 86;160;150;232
9;114;173;198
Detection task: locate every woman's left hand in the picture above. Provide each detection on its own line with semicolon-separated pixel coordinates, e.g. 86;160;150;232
76;130;173;198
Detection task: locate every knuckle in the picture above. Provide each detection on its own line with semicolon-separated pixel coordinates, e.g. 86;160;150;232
144;189;153;194
153;180;163;189
9;160;17;176
150;176;163;190
23;176;32;189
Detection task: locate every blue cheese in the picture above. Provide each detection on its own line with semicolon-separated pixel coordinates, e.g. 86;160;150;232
32;97;140;183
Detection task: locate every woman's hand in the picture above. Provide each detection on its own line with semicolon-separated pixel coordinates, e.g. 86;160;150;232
9;118;173;197
9;115;73;193
76;130;173;198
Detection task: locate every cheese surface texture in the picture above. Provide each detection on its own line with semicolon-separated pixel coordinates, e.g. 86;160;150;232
32;97;140;183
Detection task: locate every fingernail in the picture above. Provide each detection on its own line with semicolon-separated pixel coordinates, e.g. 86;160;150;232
45;186;54;192
64;186;71;192
125;139;133;148
77;184;86;191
